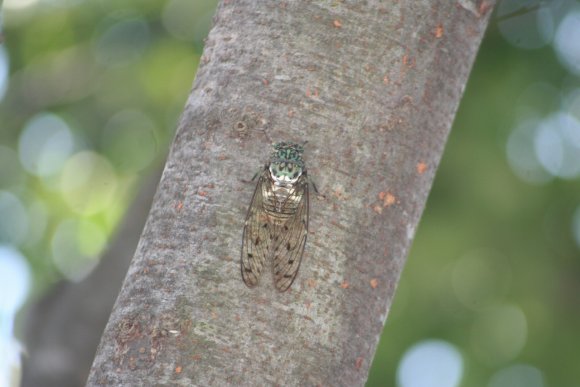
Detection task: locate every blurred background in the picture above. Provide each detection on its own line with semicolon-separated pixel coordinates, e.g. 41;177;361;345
0;0;578;386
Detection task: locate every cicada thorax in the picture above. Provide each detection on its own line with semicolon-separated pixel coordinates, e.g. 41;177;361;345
262;181;304;225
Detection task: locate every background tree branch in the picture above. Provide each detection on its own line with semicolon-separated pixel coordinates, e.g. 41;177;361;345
88;1;495;385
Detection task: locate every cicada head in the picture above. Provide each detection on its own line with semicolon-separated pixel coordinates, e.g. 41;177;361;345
269;142;305;186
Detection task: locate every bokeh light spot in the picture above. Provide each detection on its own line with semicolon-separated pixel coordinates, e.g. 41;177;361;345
94;15;150;67
565;88;580;121
59;151;118;215
452;249;510;310
534;121;563;174
0;47;9;101
0;192;29;246
0;246;30;315
18;113;75;178
397;340;463;387
506;119;552;184
102;110;158;173
0;246;29;387
3;0;39;10
515;82;560;120
76;219;107;256
497;0;554;49
0;336;24;387
51;219;104;281
18;45;97;107
553;8;580;75
471;304;528;366
534;112;580;179
162;0;217;41
488;364;545;387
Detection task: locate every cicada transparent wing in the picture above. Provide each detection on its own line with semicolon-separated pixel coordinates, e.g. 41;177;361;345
241;168;272;287
272;175;309;291
241;141;311;291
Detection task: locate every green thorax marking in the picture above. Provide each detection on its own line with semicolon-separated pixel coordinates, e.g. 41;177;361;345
269;142;305;183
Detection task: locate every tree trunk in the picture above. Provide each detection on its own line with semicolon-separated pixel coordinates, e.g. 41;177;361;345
88;1;494;385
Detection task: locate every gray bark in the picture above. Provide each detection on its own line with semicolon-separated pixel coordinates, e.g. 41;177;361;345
88;1;494;385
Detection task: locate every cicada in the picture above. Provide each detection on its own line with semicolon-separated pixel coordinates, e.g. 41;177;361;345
241;142;311;291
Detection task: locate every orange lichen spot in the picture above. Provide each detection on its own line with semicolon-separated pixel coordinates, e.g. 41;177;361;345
333;19;342;28
340;280;350;289
372;191;397;214
383;193;396;207
370;278;379;289
333;188;350;200
417;162;428;174
434;24;444;38
198;191;208;197
175;366;182;373
402;54;416;68
479;1;492;17
383;75;390;85
355;357;364;369
176;201;183;211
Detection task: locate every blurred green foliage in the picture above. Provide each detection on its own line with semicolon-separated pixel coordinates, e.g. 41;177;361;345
1;1;579;386
0;0;216;292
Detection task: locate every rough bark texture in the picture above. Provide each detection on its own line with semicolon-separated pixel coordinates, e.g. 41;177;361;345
88;1;494;385
21;171;161;387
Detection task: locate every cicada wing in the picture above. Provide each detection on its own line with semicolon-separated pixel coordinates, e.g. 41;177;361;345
241;170;272;287
272;175;309;292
